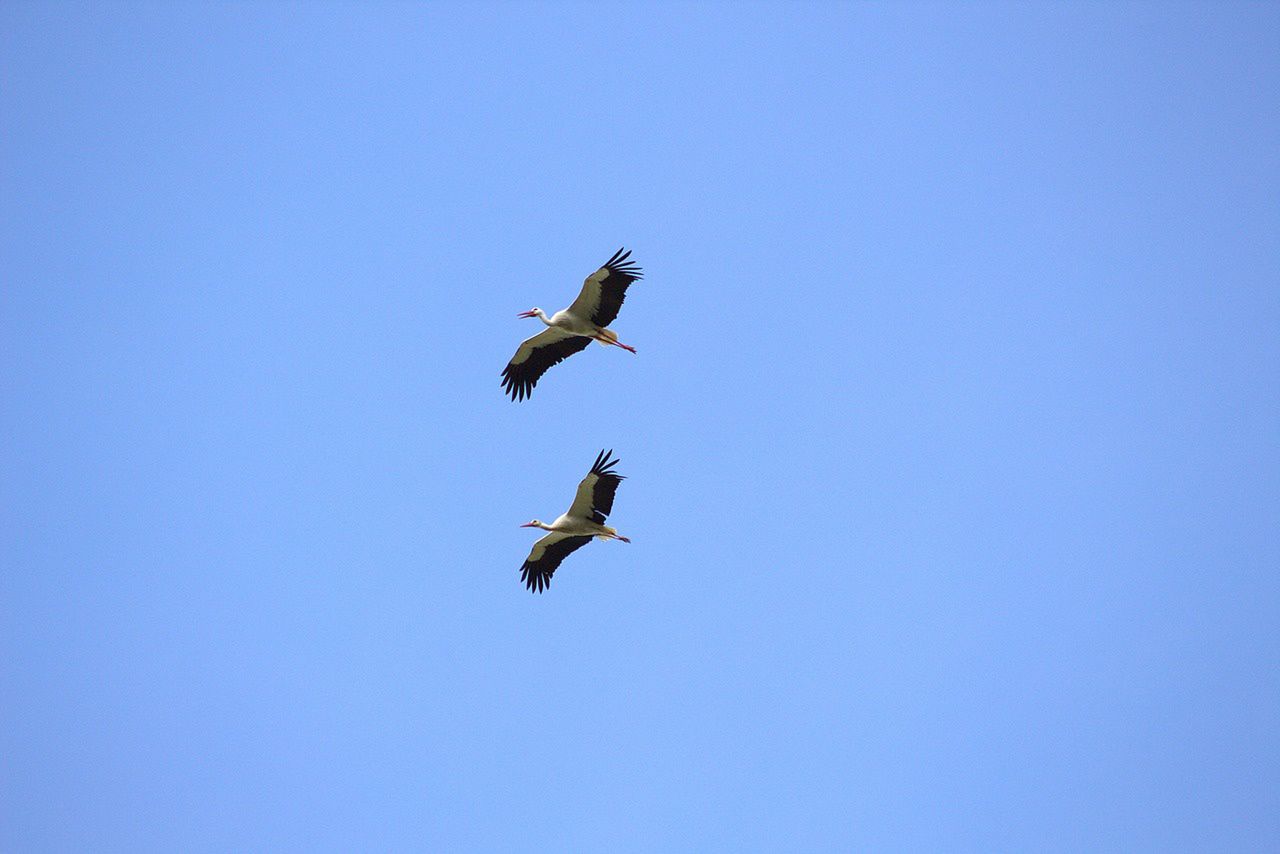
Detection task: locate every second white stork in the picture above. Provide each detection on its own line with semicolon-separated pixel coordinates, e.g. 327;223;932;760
518;449;630;593
501;248;643;401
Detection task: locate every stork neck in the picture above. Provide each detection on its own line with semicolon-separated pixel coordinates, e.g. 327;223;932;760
536;310;554;327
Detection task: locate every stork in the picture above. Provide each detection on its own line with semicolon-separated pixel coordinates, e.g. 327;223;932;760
518;449;631;593
501;248;643;401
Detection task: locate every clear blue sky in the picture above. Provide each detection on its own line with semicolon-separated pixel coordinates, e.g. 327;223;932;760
3;2;1277;850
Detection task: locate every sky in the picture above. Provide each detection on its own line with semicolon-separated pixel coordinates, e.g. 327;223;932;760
2;2;1278;850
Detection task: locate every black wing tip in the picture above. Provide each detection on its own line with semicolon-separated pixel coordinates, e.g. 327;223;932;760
521;564;549;593
604;247;642;279
500;374;532;401
592;448;622;475
500;362;537;401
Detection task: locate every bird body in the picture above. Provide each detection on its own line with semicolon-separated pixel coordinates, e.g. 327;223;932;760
501;249;643;401
518;449;630;593
521;308;628;347
524;514;629;542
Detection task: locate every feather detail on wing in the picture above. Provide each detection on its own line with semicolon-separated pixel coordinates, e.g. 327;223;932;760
568;449;626;524
568;248;643;328
521;532;594;593
501;327;591;401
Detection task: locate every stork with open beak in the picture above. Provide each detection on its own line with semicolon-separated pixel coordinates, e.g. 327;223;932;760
501;248;643;401
518;449;630;593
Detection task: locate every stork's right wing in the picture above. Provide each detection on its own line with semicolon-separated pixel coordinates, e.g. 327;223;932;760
520;532;594;593
567;449;626;524
501;327;591;401
567;248;643;328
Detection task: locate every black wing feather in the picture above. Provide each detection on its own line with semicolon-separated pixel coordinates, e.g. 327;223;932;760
589;248;643;327
588;448;626;524
521;535;594;593
501;335;591;401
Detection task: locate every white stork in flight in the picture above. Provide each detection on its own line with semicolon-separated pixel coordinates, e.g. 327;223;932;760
501;248;643;401
518;449;630;593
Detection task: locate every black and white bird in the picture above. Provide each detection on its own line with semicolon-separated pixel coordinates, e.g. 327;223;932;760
518;449;630;593
501;248;643;401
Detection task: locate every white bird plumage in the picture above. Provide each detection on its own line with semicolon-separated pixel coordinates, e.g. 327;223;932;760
501;248;643;401
518;449;630;593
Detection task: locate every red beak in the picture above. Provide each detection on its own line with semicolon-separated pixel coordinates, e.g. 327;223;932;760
517;310;537;318
519;522;538;527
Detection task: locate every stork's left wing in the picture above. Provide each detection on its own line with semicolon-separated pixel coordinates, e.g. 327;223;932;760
501;327;591;401
521;532;594;593
567;449;625;524
567;248;643;328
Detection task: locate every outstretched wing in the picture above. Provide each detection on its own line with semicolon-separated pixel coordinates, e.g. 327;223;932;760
567;449;626;524
521;532;594;593
501;327;591;401
567;248;643;328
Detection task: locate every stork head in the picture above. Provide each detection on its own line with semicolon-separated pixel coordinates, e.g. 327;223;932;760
517;307;543;320
520;519;544;529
